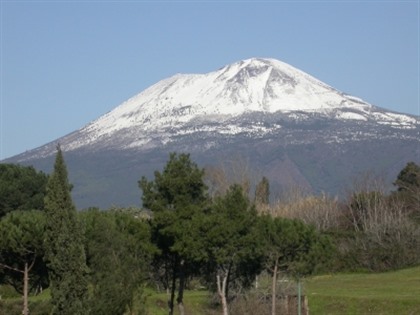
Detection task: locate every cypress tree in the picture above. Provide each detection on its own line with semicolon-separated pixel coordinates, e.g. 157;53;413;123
44;146;88;315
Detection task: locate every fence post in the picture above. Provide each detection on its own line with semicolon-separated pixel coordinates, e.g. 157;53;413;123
297;278;301;315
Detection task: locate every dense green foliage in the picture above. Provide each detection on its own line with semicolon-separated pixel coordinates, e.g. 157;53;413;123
393;161;420;222
0;164;48;218
43;147;89;315
82;208;154;315
259;215;332;278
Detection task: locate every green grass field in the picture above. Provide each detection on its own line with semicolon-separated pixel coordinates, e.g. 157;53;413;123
305;266;420;315
143;266;420;315
143;288;212;315
1;266;419;314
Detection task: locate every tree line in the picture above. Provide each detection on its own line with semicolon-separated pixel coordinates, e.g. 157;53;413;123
0;148;419;315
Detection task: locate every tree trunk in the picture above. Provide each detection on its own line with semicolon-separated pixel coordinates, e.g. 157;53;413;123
168;263;177;315
0;259;35;315
271;258;278;315
23;262;29;315
177;259;185;315
217;269;229;315
225;263;232;303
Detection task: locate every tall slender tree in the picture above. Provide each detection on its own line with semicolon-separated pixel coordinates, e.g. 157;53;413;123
44;146;88;315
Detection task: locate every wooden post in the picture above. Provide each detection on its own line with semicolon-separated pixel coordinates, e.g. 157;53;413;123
23;263;29;315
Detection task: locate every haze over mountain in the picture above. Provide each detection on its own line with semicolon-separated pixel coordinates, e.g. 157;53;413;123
4;58;419;209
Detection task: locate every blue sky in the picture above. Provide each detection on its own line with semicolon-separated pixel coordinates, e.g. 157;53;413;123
1;1;419;160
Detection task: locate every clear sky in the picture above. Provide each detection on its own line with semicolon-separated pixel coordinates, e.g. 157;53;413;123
1;1;419;160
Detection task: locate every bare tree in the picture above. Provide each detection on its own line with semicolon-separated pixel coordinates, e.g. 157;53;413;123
255;177;270;206
204;155;258;200
267;186;342;232
346;174;420;270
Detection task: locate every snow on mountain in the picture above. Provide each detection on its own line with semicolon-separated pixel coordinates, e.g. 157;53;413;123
17;58;420;157
6;58;419;209
83;58;371;134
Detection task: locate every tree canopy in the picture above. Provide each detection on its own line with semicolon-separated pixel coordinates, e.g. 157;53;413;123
0;164;48;218
82;208;154;315
394;162;420;192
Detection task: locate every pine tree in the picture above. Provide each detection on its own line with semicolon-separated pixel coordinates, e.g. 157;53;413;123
0;210;47;315
139;152;208;315
258;215;333;315
44;146;88;315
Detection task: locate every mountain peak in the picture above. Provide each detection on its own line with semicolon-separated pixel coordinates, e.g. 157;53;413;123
13;58;417;159
217;57;299;84
5;58;418;209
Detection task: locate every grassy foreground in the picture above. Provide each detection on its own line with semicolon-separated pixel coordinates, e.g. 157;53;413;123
1;266;419;314
143;288;212;315
144;266;420;315
305;266;420;315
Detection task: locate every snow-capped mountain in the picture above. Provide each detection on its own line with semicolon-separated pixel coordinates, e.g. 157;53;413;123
15;58;417;160
5;58;419;209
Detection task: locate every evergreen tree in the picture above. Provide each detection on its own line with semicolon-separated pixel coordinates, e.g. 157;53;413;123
394;162;420;192
393;162;420;217
44;146;88;315
139;152;208;315
81;208;154;315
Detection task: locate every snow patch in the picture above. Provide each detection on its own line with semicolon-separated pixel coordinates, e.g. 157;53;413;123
337;112;367;121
